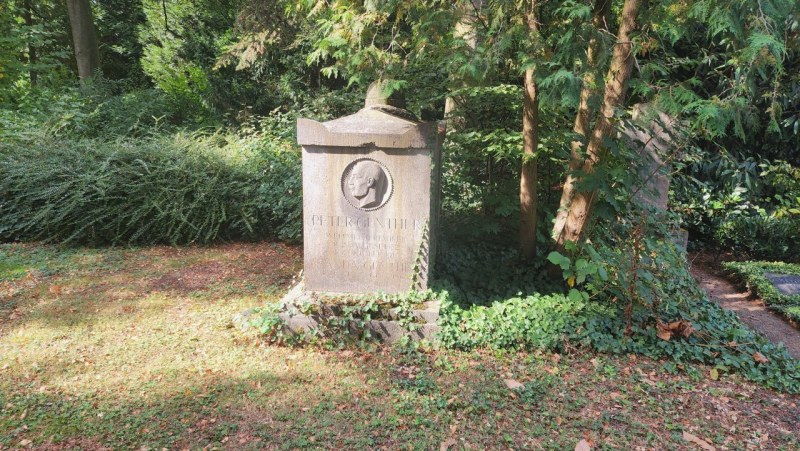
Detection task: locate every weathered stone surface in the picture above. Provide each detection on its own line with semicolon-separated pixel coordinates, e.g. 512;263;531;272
275;282;440;343
298;100;444;294
621;104;681;211
764;273;800;296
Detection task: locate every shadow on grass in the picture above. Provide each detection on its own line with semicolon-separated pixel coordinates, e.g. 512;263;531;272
0;242;301;334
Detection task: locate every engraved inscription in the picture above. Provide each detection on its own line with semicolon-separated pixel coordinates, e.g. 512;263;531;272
305;213;423;287
341;158;393;211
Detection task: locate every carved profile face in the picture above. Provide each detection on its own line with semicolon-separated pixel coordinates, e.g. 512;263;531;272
341;159;392;211
348;161;381;198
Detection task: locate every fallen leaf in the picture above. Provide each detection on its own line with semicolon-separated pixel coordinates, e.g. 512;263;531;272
503;379;524;390
575;438;592;451
683;431;716;450
753;352;769;364
440;437;457;451
656;321;671;341
18;439;32;447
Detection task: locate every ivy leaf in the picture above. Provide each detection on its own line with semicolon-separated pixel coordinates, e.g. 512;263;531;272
547;251;571;270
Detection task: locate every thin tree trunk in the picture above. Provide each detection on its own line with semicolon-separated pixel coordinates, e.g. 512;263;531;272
66;0;100;82
519;0;540;259
551;0;611;239
552;0;642;250
23;0;37;86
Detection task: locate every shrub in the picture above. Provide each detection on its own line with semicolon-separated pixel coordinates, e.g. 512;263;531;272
714;212;800;262
432;231;800;393
0;131;301;245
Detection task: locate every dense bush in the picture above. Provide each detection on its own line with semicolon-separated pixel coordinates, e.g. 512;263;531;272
672;153;800;259
0;131;301;245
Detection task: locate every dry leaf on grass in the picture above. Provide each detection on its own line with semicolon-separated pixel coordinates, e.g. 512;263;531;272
575;438;592;451
683;431;716;450
753;352;769;364
503;378;524;390
656;321;672;341
440;437;457;451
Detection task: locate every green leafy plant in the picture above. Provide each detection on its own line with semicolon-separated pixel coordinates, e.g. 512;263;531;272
0;130;301;245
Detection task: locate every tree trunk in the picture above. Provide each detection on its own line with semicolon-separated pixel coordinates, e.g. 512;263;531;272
23;0;37;86
551;0;612;240
552;0;642;250
66;0;100;82
519;0;540;259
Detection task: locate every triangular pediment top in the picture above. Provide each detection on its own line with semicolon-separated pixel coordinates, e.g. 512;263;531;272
323;107;419;135
297;106;442;149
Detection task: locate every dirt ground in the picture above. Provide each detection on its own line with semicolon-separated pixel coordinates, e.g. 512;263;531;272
689;252;800;360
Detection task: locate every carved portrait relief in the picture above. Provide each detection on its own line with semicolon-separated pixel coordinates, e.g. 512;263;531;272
341;158;393;211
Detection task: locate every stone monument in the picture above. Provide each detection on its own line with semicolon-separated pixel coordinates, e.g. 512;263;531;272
621;103;689;249
264;84;444;342
296;83;444;294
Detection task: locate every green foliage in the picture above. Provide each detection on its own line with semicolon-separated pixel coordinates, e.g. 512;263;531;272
0;131;301;245
0;82;186;140
0;0;72;99
724;261;800;322
672;151;800;260
431;236;800;393
437;292;593;351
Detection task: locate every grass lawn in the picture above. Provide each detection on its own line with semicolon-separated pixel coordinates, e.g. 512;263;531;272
1;243;798;450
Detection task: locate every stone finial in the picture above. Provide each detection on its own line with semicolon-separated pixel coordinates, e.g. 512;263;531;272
365;80;406;109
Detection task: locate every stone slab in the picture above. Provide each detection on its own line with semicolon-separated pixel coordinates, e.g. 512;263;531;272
277;312;440;344
764;273;800;296
274;282;440;343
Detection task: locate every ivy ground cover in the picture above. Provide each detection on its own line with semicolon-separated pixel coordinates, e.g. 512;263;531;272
1;243;799;449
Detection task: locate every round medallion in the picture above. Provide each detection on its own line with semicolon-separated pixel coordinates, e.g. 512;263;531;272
341;158;393;211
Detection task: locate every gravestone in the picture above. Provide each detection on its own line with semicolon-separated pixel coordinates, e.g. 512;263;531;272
764;273;800;296
621;104;689;249
263;84;444;342
297;84;444;294
622;104;679;211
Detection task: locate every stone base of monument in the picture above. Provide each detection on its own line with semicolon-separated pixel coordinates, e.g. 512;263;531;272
275;282;440;343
